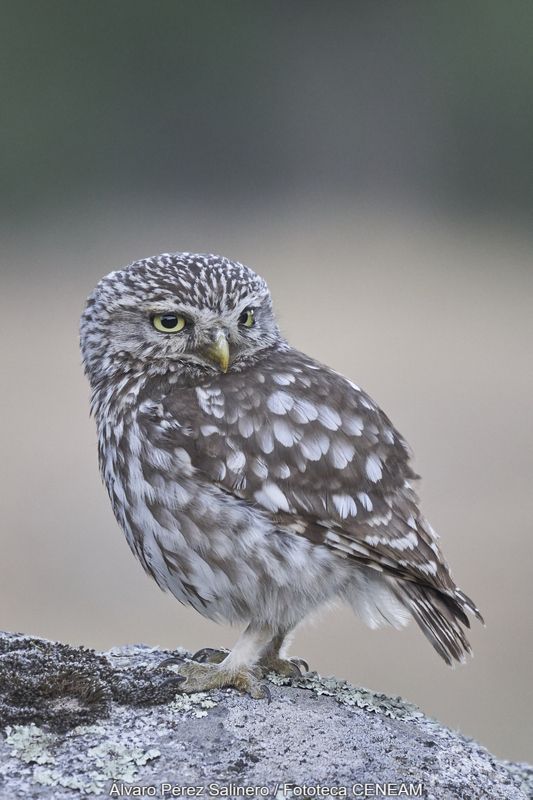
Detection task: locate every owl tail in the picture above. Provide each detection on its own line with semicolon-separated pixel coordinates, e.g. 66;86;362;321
399;582;484;666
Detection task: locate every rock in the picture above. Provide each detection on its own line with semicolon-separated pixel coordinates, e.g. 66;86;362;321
0;632;530;799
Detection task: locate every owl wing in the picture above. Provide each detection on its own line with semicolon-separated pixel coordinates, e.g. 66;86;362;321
156;348;482;659
158;351;441;587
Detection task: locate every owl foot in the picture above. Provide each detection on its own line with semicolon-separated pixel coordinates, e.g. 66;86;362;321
191;647;309;677
169;661;271;701
259;654;309;677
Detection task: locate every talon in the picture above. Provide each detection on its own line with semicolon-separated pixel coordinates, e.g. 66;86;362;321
291;657;309;673
192;648;215;662
156;656;186;670
160;675;187;688
261;684;272;704
288;661;302;678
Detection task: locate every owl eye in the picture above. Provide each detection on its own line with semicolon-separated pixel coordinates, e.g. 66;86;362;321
239;309;255;327
152;314;186;332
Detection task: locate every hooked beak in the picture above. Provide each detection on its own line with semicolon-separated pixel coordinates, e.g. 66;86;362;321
202;327;230;373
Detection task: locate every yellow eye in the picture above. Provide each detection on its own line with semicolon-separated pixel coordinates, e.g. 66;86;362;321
239;309;255;327
152;313;186;332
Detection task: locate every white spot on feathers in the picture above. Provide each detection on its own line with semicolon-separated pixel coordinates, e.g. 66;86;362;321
226;448;246;473
328;439;355;469
272;373;296;386
196;386;225;418
388;532;418;551
273;462;291;480
346;379;361;392
317;405;342;430
299;431;330;460
289;398;319;424
254;482;291;513
332;494;358;519
200;424;219;437
251;457;269;480
416;560;438;576
357;492;373;512
237;416;255;438
273;419;301;447
365;453;383;482
257;427;275;454
267;391;295;414
382;428;395;444
342;415;364;436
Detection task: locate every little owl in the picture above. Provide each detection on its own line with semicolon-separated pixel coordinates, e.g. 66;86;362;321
80;253;482;699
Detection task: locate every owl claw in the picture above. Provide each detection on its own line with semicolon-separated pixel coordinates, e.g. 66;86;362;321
156;656;186;670
290;657;309;673
192;647;215;662
160;674;187;688
192;647;230;664
260;684;272;704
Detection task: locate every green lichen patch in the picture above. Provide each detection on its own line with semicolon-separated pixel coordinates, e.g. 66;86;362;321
266;671;424;720
33;767;105;794
5;721;161;795
88;741;161;780
170;691;218;718
6;722;57;764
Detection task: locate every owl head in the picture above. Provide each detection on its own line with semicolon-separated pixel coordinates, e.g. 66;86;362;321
80;253;284;386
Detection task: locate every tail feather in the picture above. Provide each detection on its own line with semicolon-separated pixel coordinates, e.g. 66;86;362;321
455;588;485;625
398;581;479;666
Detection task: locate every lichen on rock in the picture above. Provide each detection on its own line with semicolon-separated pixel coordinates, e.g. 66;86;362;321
0;632;530;799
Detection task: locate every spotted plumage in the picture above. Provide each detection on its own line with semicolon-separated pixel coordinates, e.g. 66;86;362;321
80;253;482;698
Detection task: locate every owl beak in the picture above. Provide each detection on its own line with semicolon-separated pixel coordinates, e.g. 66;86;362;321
203;327;230;373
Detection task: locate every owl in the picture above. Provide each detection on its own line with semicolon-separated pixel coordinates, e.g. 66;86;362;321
80;253;482;700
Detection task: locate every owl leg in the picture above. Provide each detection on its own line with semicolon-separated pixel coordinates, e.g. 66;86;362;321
191;631;309;676
168;624;274;700
258;629;309;677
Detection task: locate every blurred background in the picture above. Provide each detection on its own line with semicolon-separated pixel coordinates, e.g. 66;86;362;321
1;0;532;764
